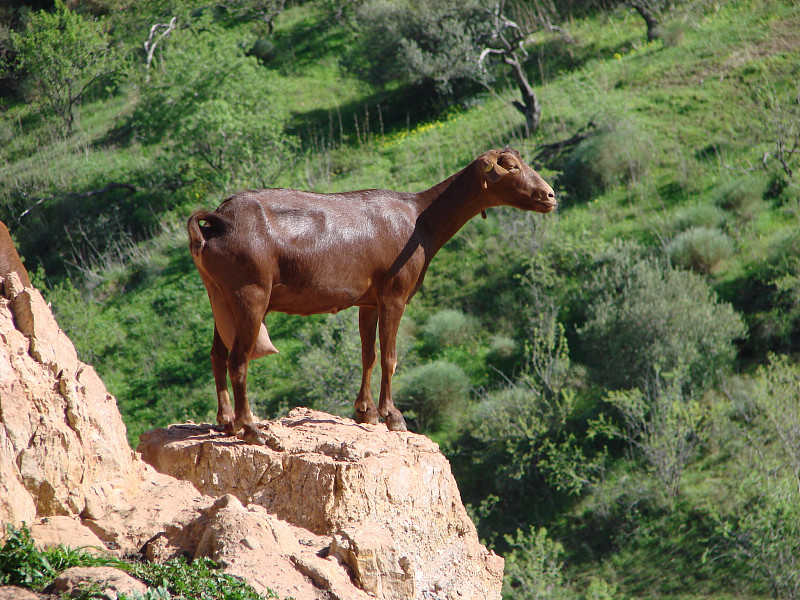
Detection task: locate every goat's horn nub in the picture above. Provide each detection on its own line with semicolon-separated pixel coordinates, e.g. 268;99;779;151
484;163;495;172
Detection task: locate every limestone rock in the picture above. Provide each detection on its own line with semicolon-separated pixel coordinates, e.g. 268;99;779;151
49;567;147;600
28;516;108;554
137;408;504;600
0;587;41;600
0;270;142;526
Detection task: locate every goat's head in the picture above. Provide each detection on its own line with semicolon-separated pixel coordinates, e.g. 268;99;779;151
478;147;556;214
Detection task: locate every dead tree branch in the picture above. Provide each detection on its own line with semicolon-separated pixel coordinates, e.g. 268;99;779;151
144;16;177;80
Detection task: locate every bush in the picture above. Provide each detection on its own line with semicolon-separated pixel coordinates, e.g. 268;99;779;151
395;360;469;432
672;204;726;231
560;117;654;200
10;0;116;132
503;527;569;600
666;226;734;274
712;174;767;220
346;0;490;95
420;309;476;353
577;242;746;391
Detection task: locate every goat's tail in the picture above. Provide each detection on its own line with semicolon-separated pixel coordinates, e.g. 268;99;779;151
187;211;232;258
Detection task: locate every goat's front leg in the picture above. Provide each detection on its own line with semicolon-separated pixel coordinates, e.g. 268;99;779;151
377;299;408;432
211;325;235;433
354;306;380;425
227;290;269;445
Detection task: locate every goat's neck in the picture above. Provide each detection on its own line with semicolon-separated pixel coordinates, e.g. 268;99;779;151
414;169;491;254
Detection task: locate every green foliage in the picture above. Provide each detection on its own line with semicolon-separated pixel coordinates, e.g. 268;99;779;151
560;116;655;200
127;556;277;600
294;310;364;416
712;174;767;220
419;309;476;353
131;23;294;190
503;527;568;600
395;360;470;432
666;226;734;274
599;374;708;498
672;203;726;231
577;242;746;391
717;356;800;598
0;525;120;590
9;0;115;132
346;0;489;95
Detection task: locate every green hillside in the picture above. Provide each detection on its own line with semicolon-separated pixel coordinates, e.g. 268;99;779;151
2;0;800;598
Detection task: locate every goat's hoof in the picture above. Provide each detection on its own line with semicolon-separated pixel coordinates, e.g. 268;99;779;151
385;411;408;432
241;423;266;446
354;406;379;425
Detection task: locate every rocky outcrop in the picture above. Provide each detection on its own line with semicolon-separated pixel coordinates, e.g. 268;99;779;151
0;267;206;557
0;230;503;600
138;409;504;600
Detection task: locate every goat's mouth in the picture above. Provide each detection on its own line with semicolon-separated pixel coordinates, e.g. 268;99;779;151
533;196;557;213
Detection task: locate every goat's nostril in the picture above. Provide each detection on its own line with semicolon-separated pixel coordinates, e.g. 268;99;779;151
548;192;556;199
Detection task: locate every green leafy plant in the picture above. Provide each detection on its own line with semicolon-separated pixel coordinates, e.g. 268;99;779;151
395;360;470;432
10;0;116;132
0;524;120;590
560;117;654;200
127;556;278;600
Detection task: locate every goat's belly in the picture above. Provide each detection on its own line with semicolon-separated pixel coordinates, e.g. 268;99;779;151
268;284;372;316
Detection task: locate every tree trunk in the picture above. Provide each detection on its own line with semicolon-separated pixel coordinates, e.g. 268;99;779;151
629;1;660;42
504;52;541;137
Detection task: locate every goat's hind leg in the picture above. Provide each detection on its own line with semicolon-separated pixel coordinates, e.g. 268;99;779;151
227;289;270;445
354;307;379;425
211;324;235;434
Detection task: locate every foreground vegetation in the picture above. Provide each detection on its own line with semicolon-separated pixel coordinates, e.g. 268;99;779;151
2;0;800;598
0;525;276;599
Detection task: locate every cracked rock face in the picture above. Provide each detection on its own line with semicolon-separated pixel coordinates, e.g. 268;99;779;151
0;270;141;525
137;409;504;600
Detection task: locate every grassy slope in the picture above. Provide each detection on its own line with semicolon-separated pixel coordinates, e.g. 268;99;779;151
2;1;799;598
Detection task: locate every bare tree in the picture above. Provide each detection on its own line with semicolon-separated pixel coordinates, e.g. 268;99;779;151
627;0;662;42
143;16;177;80
479;0;575;137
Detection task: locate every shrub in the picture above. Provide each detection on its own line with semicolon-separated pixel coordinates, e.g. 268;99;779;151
420;309;476;353
712;174;767;220
560;117;654;200
486;334;521;378
666;226;734;274
395;360;469;432
672;204;726;231
502;527;569;600
346;0;490;95
577;242;746;391
130;24;294;190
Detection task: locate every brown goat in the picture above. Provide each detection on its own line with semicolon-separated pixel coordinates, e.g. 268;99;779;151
188;147;556;443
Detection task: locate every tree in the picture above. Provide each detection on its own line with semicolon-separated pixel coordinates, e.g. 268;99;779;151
10;0;115;133
626;0;663;42
347;0;491;96
131;24;295;189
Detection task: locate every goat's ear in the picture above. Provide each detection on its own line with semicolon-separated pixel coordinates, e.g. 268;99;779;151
482;159;509;186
